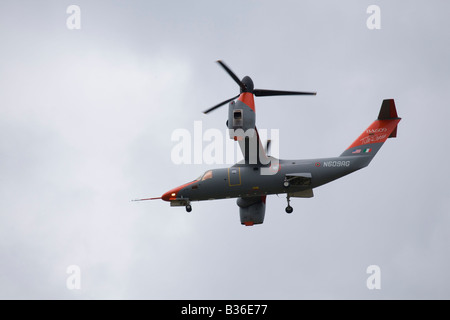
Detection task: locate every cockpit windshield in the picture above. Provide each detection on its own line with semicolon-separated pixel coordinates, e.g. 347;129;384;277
201;170;213;181
194;170;213;182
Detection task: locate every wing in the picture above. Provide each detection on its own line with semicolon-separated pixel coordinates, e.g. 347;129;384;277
236;127;271;166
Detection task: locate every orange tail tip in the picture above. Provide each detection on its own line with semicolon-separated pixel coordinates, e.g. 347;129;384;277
378;99;399;120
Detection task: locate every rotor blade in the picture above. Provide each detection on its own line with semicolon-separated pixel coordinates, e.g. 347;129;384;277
216;60;246;92
253;89;317;97
132;197;161;202
203;94;240;114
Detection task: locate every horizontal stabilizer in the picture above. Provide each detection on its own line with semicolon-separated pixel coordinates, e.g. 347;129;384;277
389;125;398;138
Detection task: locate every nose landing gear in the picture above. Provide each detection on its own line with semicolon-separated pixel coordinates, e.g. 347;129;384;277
186;204;192;212
285;195;293;214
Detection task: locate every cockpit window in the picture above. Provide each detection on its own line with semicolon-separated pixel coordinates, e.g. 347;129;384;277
201;170;213;181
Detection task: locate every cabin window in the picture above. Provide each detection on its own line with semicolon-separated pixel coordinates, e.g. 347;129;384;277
201;170;213;181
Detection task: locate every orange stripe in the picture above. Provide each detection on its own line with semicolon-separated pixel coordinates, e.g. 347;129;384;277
346;119;401;150
238;92;255;112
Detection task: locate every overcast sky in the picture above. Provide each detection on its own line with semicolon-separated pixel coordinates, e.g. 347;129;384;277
1;0;449;299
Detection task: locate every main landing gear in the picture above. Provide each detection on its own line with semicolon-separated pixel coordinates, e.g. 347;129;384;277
285;195;293;214
185;204;192;212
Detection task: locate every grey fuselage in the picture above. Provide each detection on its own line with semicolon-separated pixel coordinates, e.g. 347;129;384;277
176;154;372;202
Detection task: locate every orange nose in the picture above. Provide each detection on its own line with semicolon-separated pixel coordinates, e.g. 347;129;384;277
161;189;178;201
161;181;197;202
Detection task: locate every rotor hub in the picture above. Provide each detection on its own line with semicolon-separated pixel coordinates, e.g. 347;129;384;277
241;76;254;93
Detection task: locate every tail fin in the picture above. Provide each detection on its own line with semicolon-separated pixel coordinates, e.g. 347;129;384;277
340;99;401;157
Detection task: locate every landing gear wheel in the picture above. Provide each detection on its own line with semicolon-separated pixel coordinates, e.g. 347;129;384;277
285;195;293;214
186;205;192;213
283;181;290;188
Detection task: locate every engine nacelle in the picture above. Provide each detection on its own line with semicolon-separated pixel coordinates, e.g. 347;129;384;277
237;196;266;226
228;99;255;140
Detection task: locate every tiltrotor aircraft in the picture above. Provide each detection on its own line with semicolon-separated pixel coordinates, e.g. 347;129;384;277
135;60;401;226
